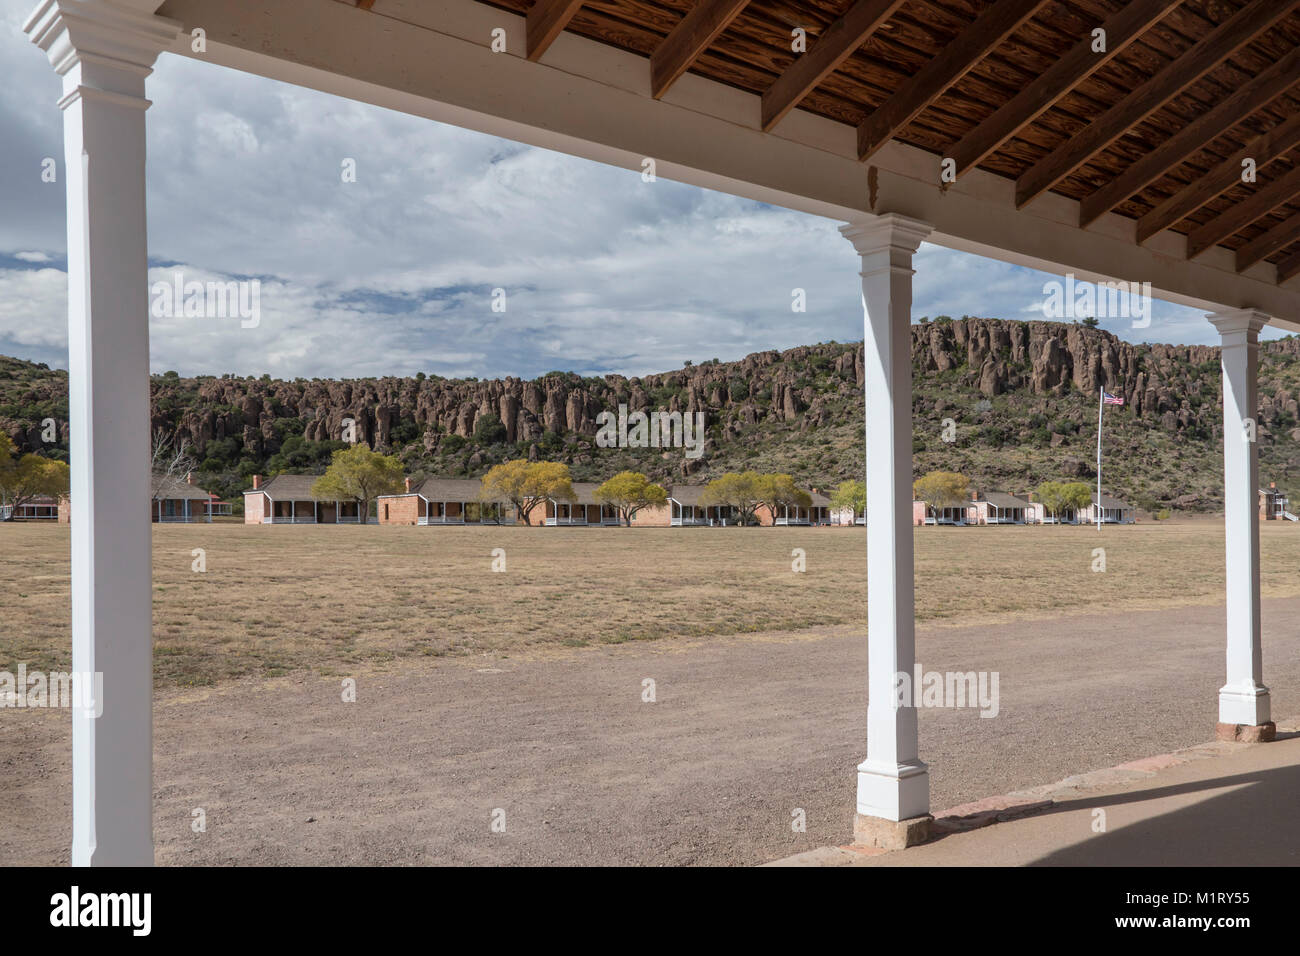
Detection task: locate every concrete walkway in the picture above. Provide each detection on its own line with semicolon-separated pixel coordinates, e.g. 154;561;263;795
772;715;1300;866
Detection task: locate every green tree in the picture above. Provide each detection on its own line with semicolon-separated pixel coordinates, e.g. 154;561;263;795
830;479;866;522
701;471;763;526
594;471;668;526
481;459;575;526
1036;481;1067;523
1061;481;1094;520
0;435;71;521
310;445;404;524
755;473;812;525
913;470;969;525
473;412;507;445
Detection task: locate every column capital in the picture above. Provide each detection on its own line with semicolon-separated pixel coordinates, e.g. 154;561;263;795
24;0;180;83
839;213;933;258
1206;308;1270;338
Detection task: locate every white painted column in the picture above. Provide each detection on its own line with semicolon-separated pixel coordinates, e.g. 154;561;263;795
26;0;180;866
1208;309;1272;734
840;214;933;833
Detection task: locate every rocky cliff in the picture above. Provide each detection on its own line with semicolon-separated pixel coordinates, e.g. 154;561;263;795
4;317;1300;511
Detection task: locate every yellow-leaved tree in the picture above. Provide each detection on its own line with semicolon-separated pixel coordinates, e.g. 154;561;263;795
912;471;969;525
594;471;668;526
481;459;575;526
310;445;405;524
700;471;763;526
0;435;70;521
830;479;866;523
755;473;812;525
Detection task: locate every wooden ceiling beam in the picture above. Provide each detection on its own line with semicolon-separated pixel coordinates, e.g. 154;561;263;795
1236;212;1300;272
945;0;1182;181
1137;113;1300;244
1015;0;1299;209
527;0;585;62
760;0;907;133
1186;163;1300;260
651;0;752;100
1277;250;1300;284
857;0;1049;162
1079;46;1300;228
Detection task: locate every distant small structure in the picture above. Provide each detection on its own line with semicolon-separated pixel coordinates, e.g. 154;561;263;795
1259;482;1295;521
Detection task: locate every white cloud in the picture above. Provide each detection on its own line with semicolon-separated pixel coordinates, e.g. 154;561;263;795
0;4;1283;380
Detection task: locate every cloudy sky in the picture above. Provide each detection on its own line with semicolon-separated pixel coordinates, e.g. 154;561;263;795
0;0;1266;382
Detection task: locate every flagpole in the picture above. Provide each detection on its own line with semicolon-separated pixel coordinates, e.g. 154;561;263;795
1096;386;1103;532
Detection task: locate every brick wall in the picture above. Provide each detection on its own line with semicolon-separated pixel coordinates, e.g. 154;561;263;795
378;494;421;525
243;492;266;524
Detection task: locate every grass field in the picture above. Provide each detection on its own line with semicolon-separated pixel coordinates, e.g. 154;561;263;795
3;519;1300;687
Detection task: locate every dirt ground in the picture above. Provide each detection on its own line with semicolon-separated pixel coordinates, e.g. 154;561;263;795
4;520;1300;686
3;595;1298;866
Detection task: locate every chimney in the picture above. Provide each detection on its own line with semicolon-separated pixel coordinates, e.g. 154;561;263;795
185;471;194;485
404;476;412;493
252;474;261;490
1270;481;1277;489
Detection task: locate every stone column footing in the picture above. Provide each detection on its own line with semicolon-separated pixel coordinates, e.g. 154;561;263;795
1215;721;1275;743
853;813;933;849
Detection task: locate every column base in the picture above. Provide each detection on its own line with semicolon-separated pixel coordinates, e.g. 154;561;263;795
1219;681;1270;727
1215;721;1276;743
854;813;934;849
856;758;929;821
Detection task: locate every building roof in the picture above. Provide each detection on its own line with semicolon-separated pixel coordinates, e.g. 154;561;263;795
243;474;329;501
405;477;504;502
153;475;213;501
1093;492;1131;510
808;490;831;507
563;482;602;506
981;491;1030;509
668;484;708;506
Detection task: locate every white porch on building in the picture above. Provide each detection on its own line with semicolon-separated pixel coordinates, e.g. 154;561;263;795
24;0;1298;864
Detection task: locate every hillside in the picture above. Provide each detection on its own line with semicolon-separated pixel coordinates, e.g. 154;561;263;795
5;317;1300;513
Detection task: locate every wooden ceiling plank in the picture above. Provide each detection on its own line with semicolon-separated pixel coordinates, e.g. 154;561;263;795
1236;212;1300;272
945;0;1183;180
1014;0;1300;209
1079;45;1300;227
760;0;908;133
527;0;586;62
651;0;753;100
1278;250;1300;283
1137;112;1300;244
1186;163;1300;259
857;0;1050;162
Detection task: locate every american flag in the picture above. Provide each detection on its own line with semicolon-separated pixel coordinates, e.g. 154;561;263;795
1103;391;1125;406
